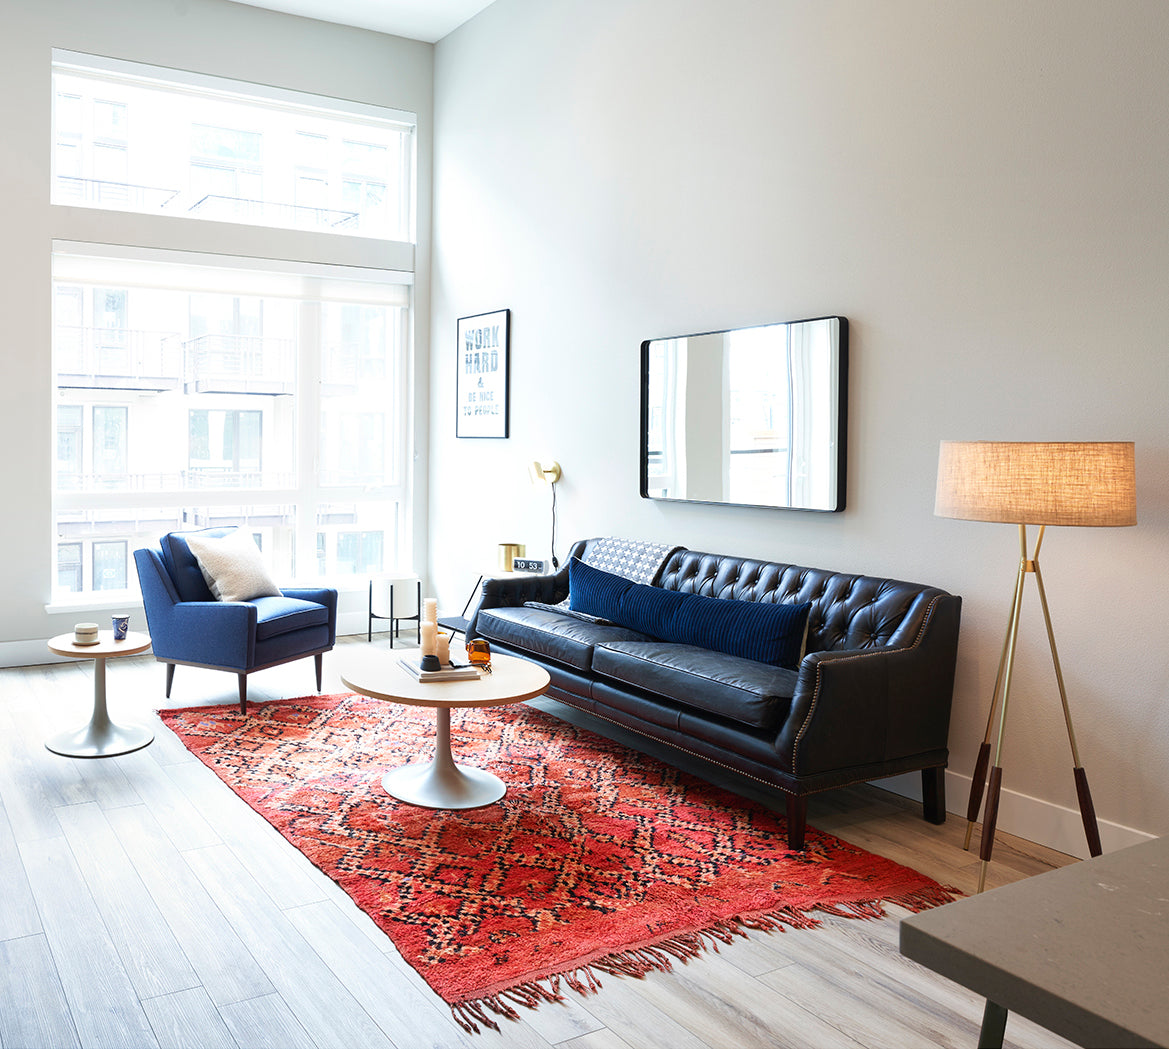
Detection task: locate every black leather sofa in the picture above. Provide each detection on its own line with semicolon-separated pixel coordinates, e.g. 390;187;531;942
468;539;962;850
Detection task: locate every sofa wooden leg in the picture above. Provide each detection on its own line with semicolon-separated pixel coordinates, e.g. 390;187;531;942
922;766;947;824
165;663;175;698
238;674;248;715
314;653;324;692
785;795;807;851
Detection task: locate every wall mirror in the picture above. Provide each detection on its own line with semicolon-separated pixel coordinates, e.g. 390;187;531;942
640;316;847;512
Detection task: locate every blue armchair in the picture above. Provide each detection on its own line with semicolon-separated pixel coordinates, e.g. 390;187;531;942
134;529;337;713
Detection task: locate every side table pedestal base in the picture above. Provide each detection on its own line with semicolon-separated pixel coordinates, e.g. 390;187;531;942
46;720;154;759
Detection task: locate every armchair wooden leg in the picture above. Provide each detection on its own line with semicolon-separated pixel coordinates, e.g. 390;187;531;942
165;663;176;698
314;653;323;692
238;674;248;715
922;766;947;824
785;794;807;851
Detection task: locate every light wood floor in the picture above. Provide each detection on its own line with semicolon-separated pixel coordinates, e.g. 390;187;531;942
0;635;1079;1049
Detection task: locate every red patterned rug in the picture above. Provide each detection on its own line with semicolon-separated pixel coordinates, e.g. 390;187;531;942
159;693;958;1032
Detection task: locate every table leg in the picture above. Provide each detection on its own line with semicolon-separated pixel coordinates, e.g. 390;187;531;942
978;1000;1008;1049
45;656;154;758
381;706;506;809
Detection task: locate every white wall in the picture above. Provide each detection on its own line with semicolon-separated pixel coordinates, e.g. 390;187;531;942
430;0;1169;851
0;0;434;661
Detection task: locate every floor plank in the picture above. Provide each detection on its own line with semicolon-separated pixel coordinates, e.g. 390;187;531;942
55;801;202;999
182;842;394;1049
20;834;160;1049
217;992;317;1049
0;798;41;940
140;986;239;1049
0;934;81;1049
103;803;277;1007
284;898;480;1049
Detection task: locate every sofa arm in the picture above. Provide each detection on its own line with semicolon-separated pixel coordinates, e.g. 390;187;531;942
467;564;571;638
775;593;961;776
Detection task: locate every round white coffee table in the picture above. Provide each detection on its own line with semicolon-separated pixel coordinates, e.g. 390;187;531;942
340;647;550;809
46;630;154;758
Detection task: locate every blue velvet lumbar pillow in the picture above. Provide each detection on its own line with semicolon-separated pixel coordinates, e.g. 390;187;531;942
568;557;811;669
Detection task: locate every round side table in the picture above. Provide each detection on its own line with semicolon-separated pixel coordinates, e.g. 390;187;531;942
46;630;154;758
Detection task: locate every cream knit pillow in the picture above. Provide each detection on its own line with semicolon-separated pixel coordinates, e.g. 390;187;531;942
185;529;282;603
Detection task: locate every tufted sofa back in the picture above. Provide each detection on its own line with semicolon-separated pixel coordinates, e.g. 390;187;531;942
656;548;950;654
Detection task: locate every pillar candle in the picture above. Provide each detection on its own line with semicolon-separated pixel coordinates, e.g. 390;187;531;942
420;621;437;658
423;597;438;625
436;631;450;666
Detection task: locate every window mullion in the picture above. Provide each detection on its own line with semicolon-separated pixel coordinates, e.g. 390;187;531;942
296;294;322;581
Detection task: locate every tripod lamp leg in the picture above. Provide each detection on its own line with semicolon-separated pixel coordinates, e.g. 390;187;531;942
964;574;1024;851
1032;555;1104;859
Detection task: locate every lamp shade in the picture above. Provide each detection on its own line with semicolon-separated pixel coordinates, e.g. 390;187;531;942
935;441;1136;526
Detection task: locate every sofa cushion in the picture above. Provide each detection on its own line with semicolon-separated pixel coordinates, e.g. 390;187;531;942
569;557;811;669
252;596;330;641
593;641;797;731
475;605;654;671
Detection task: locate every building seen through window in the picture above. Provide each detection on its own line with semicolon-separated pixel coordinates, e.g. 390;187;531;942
52;251;409;598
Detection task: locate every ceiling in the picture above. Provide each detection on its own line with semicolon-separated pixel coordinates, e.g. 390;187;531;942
226;0;497;43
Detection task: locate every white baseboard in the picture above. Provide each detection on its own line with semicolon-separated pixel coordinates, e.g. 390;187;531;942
0;639;73;669
337;610;372;638
876;769;1155;859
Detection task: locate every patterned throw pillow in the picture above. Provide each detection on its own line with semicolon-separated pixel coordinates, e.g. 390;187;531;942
185;529;282;603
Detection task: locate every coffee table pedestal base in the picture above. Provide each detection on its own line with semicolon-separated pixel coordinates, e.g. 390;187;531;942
381;705;505;809
382;762;505;809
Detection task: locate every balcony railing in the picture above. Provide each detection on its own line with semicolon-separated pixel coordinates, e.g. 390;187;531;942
186;506;296;529
55;327;184;391
57;472;189;494
187;193;360;232
54;175;180;211
55;470;296;493
55;509;187;539
182;333;296;395
186;468;295;489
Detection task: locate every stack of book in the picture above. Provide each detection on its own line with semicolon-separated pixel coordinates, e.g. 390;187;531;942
397;657;480;683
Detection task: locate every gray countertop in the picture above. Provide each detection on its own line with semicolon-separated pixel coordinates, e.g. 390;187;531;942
900;835;1168;1049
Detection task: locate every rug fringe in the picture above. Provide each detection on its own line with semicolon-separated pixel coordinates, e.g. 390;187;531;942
448;887;961;1033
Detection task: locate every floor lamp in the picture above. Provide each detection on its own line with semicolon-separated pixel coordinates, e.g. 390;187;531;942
935;441;1136;892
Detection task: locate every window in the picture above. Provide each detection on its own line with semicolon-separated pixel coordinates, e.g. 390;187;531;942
52;246;410;600
335;530;383;575
92;405;128;483
49;53;417;605
57;405;83;489
52;51;415;240
189;409;263;485
57;542;82;593
93;540;128;591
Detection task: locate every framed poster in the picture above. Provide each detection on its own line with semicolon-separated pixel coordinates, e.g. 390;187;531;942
456;309;510;438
